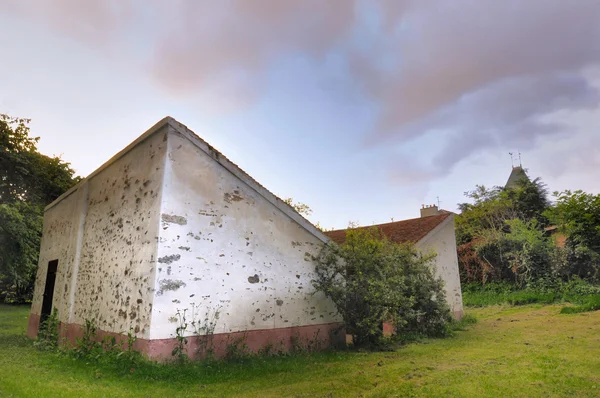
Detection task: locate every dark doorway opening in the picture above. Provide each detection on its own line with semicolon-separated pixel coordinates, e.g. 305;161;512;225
40;260;58;324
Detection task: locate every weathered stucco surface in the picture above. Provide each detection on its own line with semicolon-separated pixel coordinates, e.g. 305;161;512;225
149;123;341;340
30;183;85;319
30;125;168;339
30;117;342;354
416;215;464;317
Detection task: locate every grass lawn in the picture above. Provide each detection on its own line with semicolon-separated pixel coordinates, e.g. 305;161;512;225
1;304;599;397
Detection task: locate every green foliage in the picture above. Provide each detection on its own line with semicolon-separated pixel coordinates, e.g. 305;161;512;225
463;278;600;309
0;114;79;303
190;305;220;359
502;219;553;286
7;304;600;397
172;309;189;363
508;177;550;226
312;227;452;347
0;114;79;206
73;319;103;358
0;201;43;302
224;334;250;362
546;190;600;253
69;317;143;368
446;314;478;333
560;296;600;314
456;185;515;245
289;329;324;354
461;218;554;287
552;244;600;283
458;183;600;288
283;197;313;217
33;308;59;351
456;178;549;245
454;176;592;289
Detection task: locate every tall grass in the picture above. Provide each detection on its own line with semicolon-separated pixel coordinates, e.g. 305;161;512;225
462;279;600;313
560;295;600;314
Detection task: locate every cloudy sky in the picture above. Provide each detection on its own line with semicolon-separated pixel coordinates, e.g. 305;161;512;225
1;1;600;229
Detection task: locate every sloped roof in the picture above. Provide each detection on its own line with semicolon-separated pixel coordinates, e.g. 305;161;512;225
505;166;529;189
324;212;452;245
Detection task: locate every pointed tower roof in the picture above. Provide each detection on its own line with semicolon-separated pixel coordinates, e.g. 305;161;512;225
505;166;529;189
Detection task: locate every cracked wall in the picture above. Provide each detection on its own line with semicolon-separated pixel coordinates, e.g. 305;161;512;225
149;128;340;340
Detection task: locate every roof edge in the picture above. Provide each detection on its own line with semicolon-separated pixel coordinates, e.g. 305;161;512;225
45;117;172;211
167;118;328;243
415;213;455;246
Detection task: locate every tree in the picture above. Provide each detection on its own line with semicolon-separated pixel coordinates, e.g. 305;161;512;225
508;177;550;226
0;202;43;302
283;197;313;217
546;190;600;253
456;185;517;245
0;114;79;303
456;178;549;246
0;114;78;205
456;176;552;285
312;227;451;346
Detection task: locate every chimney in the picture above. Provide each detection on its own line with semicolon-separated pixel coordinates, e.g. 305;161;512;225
420;204;439;218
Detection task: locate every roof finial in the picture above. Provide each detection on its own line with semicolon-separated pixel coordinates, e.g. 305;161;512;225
509;152;514;167
436;196;441;209
518;150;522;167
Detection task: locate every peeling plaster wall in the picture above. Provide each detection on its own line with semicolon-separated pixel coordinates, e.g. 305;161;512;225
31;128;168;339
416;216;464;316
71;130;167;338
31;184;87;320
150;128;340;340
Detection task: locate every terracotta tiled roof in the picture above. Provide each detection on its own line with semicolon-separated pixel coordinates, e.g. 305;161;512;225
324;213;452;245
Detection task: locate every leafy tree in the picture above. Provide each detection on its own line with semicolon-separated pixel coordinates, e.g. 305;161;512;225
456;185;517;245
0;114;79;303
502;219;553;286
456;176;552;285
283;197;313;217
0;202;43;302
456;178;549;246
312;227;451;347
546;190;600;253
0;115;38;204
1;114;78;205
508;177;550;226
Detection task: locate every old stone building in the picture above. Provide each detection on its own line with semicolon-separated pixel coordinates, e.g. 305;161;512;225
27;117;342;360
325;206;464;319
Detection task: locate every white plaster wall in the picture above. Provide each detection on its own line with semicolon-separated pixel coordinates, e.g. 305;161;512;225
150;128;340;340
416;216;464;315
31;185;86;322
31;126;169;339
69;129;167;338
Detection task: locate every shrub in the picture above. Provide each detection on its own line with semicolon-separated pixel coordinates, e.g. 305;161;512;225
34;309;59;351
73;318;102;358
312;227;452;347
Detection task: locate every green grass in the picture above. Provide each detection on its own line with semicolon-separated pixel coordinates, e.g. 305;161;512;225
463;289;561;307
2;304;600;397
462;280;600;311
561;295;600;314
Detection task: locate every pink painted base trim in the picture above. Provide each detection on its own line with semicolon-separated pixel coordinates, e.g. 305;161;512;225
453;309;464;320
27;313;345;361
27;313;41;339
